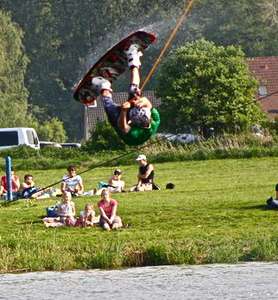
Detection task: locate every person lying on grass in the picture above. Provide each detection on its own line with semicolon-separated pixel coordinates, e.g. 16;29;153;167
266;183;278;208
75;203;99;227
98;189;122;231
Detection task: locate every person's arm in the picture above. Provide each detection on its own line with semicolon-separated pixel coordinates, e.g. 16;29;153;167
119;101;131;133
133;97;152;109
57;204;63;216
13;176;20;191
108;177;113;185
61;181;66;193
109;202;117;223
76;177;84;194
71;202;76;216
140;164;154;179
0;185;4;196
77;182;84;194
21;182;29;191
101;89;112;97
99;207;110;223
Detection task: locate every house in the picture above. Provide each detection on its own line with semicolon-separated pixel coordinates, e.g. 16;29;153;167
83;90;160;140
247;56;278;119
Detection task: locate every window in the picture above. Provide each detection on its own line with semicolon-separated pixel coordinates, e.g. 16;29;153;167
258;85;267;97
0;132;19;146
26;130;35;144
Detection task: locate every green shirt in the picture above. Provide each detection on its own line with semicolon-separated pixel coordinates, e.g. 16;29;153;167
117;108;160;146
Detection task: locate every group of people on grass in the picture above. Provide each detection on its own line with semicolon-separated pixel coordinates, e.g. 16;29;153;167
43;154;155;230
0;170;50;200
43;189;122;231
0;154;156;200
0;154;157;230
60;154;156;197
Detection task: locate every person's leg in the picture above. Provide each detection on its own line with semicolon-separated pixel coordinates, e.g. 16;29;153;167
99;216;111;231
130;67;140;87
101;95;121;128
275;184;278;199
112;216;122;230
125;45;143;99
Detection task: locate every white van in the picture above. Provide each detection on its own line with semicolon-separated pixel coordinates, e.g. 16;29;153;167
0;128;40;150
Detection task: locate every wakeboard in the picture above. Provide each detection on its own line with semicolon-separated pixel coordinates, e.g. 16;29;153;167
73;30;156;105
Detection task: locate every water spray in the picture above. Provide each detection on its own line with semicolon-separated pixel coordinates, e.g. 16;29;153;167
140;0;196;90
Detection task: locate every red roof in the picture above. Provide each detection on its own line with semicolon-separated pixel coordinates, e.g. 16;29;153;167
247;56;278;119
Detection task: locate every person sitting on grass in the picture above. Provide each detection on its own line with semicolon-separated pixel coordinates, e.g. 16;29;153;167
98;189;122;231
130;154;155;192
266;184;278;208
57;191;76;226
94;168;126;196
61;165;84;197
20;174;52;199
75;203;99;227
43;192;76;227
0;168;20;199
108;168;125;193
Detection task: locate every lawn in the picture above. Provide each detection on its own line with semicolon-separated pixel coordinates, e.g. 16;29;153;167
0;157;278;273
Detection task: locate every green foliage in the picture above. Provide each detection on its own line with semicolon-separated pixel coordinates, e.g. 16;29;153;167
194;0;278;57
35;117;67;143
84;120;126;152
0;10;33;127
156;39;266;135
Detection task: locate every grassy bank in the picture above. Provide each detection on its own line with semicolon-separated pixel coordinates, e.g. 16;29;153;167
0;157;278;273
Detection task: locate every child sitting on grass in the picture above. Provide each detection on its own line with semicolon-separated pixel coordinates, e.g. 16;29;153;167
58;191;76;226
75;203;99;227
43;191;76;227
98;189;122;231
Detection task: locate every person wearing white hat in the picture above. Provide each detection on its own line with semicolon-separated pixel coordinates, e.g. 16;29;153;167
130;154;155;192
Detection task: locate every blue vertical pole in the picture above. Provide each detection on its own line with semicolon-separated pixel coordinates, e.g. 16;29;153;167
5;156;13;201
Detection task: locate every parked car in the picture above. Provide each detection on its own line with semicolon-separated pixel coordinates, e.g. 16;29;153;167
39;141;62;148
157;132;200;144
175;133;201;144
0;128;40;150
157;133;177;142
60;143;81;148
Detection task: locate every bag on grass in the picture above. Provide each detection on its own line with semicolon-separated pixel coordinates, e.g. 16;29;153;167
46;205;58;217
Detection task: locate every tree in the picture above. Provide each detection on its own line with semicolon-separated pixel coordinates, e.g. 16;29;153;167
190;0;278;57
0;10;32;127
35;117;67;143
84;120;126;152
156;39;266;136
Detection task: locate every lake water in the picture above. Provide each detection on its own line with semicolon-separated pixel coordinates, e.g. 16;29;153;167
0;262;278;299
